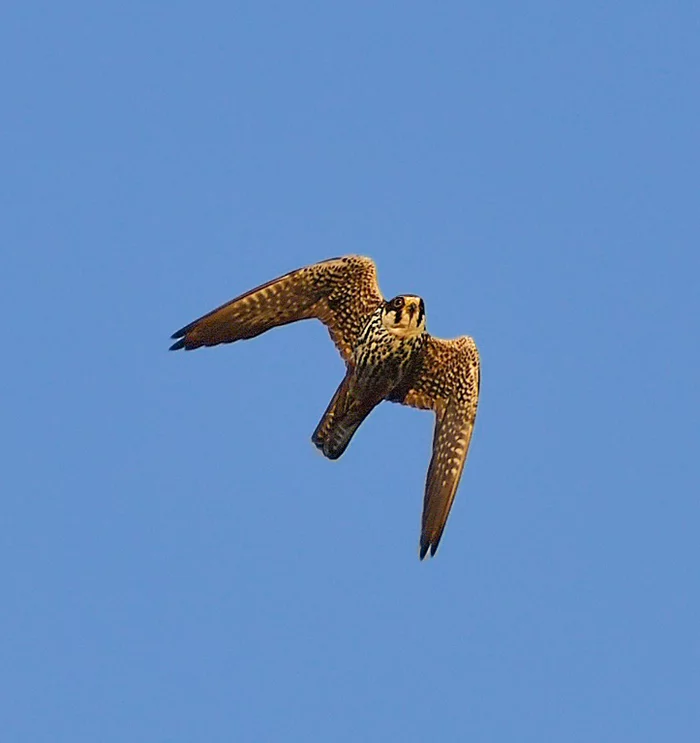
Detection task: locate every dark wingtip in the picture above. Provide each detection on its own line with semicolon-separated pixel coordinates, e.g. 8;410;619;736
170;325;188;340
169;323;193;350
419;539;439;560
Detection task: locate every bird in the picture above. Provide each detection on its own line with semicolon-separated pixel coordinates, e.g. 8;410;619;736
170;255;480;559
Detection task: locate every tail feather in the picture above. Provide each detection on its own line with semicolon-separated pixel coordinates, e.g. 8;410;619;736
312;374;375;460
315;417;364;460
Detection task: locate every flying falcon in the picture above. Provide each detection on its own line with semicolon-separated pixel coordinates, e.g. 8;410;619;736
170;256;480;558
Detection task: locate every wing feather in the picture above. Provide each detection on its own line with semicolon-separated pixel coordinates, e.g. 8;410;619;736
170;256;383;362
401;335;480;558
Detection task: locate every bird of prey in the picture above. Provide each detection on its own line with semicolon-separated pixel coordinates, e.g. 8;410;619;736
170;255;480;558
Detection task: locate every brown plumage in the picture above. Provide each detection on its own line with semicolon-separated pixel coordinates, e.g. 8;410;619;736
170;255;480;559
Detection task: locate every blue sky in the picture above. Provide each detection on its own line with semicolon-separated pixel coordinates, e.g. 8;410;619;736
2;1;699;740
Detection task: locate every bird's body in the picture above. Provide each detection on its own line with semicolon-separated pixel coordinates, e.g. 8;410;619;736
170;256;480;558
312;298;427;460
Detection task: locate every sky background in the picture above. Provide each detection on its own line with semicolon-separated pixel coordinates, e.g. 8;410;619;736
2;1;699;741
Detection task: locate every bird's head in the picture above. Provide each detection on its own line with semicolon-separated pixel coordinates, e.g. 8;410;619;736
381;295;426;338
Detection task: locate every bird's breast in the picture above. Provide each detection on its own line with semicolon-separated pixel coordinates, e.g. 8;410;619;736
352;324;426;396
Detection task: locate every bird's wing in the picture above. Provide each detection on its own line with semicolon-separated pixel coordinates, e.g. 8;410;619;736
400;335;480;559
170;255;384;362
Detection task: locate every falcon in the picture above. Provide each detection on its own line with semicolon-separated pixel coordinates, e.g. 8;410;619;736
170;256;480;558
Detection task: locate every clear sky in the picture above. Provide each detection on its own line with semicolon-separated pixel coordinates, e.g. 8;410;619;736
2;2;698;741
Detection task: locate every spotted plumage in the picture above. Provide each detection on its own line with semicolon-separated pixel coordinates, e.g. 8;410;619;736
170;255;480;559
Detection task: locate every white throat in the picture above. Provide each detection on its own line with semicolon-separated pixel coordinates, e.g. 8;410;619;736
383;322;424;339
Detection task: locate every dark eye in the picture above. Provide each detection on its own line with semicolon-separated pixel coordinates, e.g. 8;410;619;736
392;297;405;309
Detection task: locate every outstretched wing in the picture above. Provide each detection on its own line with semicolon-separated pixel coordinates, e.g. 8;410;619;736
401;335;480;559
170;255;383;362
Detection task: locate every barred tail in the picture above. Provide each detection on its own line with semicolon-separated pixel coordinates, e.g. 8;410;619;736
312;374;374;460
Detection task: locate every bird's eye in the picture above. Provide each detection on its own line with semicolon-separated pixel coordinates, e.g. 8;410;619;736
392;297;405;309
